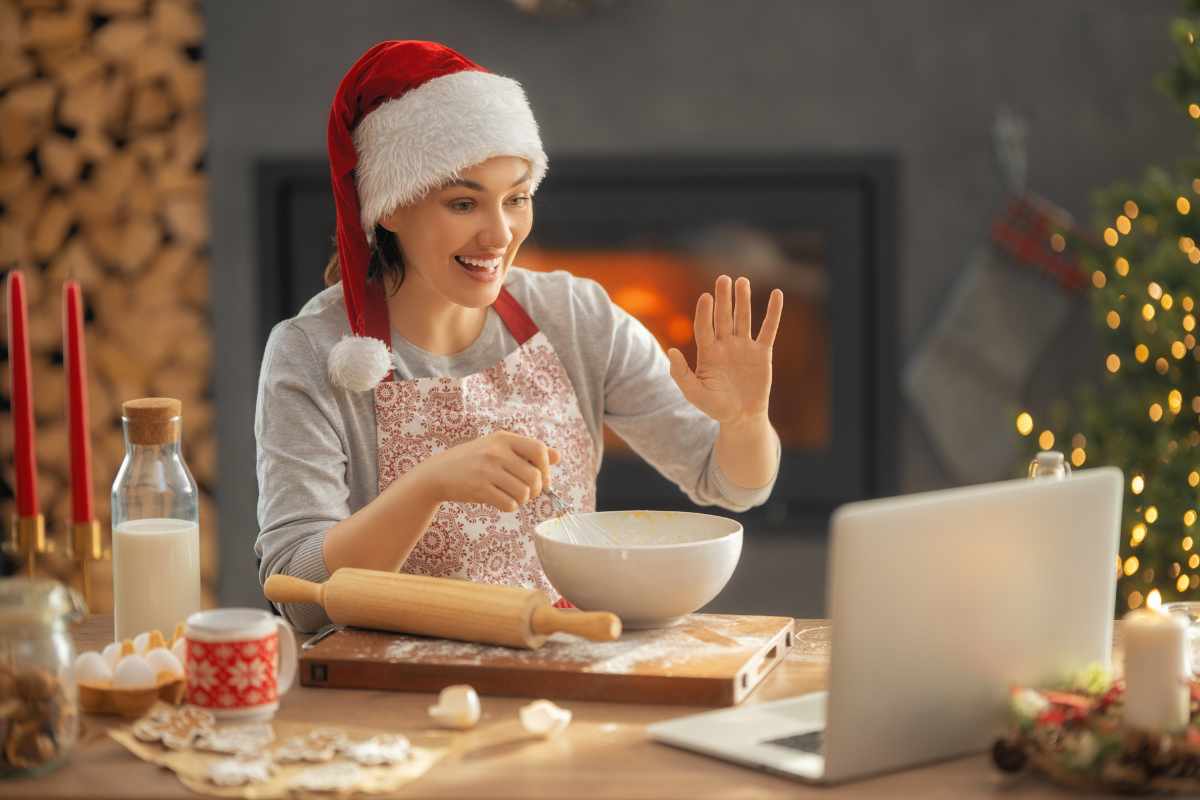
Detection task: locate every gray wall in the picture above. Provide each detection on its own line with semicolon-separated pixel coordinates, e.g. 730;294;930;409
206;0;1195;612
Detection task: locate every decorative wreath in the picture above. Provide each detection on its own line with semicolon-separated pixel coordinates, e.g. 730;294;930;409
994;663;1200;794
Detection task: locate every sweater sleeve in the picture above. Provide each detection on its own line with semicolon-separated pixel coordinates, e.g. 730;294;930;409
254;321;346;632
581;279;781;512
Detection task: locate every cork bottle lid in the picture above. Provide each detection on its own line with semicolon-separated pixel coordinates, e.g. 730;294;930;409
122;397;182;446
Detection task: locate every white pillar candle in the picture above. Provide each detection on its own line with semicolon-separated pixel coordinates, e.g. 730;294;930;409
1122;606;1191;733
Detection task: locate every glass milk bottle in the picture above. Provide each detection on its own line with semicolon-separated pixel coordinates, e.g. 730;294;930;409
111;398;201;641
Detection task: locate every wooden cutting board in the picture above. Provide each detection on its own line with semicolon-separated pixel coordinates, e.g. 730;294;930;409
299;613;794;706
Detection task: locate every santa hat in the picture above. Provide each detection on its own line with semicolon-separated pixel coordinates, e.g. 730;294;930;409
326;40;548;391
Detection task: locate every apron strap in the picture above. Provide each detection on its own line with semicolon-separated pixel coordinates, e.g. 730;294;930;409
492;286;539;345
382;287;538;383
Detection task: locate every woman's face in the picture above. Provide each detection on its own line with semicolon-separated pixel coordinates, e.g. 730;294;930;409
380;156;534;308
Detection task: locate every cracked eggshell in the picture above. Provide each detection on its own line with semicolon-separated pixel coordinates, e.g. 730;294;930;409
428;684;481;730
113;654;156;689
519;700;572;738
73;651;112;685
171;637;186;666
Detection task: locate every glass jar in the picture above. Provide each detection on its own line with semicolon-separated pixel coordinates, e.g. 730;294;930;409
0;578;85;778
1028;450;1071;480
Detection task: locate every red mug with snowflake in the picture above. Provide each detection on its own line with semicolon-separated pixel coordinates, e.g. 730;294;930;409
183;608;298;721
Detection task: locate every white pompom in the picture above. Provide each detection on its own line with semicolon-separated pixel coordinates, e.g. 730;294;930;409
328;335;391;391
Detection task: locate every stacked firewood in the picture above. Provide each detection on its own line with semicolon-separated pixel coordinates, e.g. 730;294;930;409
0;0;216;610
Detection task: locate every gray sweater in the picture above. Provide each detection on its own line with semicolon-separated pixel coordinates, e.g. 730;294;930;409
254;267;780;631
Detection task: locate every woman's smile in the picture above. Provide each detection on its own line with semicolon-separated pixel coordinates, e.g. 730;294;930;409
455;253;505;282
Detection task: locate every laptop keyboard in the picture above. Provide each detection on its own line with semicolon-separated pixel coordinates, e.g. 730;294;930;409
762;729;824;754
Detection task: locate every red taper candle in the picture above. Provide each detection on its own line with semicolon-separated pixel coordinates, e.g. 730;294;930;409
6;270;38;517
64;280;93;524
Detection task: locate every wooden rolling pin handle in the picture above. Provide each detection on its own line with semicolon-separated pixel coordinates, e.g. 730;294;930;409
530;606;621;642
264;574;325;607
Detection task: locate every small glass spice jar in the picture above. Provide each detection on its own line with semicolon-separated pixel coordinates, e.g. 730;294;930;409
1027;450;1071;480
0;577;85;778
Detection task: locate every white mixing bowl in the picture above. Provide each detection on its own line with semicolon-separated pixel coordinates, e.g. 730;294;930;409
533;510;743;629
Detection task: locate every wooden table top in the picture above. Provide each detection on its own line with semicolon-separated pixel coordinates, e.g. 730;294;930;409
3;615;1105;799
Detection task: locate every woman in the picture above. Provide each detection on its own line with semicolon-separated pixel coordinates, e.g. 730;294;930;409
255;41;784;632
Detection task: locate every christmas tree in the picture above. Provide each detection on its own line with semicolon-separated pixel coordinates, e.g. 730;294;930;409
1024;2;1200;611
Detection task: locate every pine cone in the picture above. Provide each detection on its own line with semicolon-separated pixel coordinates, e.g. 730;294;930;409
992;738;1028;773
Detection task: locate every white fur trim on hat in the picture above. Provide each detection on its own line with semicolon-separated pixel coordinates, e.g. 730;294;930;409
353;70;548;237
328;334;392;391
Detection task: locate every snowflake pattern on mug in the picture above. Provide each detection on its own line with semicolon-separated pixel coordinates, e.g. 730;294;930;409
229;659;268;692
376;330;596;598
185;634;280;712
187;657;218;691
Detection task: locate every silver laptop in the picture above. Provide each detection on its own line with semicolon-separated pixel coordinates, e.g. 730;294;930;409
648;467;1123;784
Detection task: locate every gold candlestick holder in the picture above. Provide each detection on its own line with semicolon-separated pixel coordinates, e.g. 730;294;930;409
8;513;46;576
4;515;108;610
69;519;106;609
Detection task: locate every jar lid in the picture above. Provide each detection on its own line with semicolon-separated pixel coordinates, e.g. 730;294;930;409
0;577;86;627
123;397;182;445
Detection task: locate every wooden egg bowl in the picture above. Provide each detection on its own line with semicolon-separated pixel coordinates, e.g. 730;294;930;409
77;627;188;717
78;673;186;717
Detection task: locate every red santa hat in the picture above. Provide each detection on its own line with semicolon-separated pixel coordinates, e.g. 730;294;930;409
326;40;548;391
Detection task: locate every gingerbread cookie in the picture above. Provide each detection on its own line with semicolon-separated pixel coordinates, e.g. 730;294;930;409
289;761;364;792
194;723;275;756
207;755;274;787
272;728;348;763
341;734;411;766
132;705;215;749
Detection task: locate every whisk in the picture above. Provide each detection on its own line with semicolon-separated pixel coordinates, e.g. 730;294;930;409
543;488;618;546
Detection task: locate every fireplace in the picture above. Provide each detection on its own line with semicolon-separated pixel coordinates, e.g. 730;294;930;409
256;157;897;527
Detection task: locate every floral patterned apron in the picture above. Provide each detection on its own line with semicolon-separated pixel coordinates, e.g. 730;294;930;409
374;287;595;604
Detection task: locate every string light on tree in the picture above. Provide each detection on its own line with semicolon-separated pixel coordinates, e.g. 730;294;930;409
1022;7;1200;611
1016;412;1034;436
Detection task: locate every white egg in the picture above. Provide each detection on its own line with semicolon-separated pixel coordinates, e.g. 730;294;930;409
133;631;152;654
519;699;572;738
73;651;112;685
101;642;122;670
144;647;184;679
171;637;187;666
113;654;156;689
427;684;481;730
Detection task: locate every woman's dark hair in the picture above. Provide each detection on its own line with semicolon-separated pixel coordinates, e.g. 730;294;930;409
323;224;405;290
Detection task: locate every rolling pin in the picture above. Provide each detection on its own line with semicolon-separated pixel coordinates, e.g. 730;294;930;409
264;568;621;649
